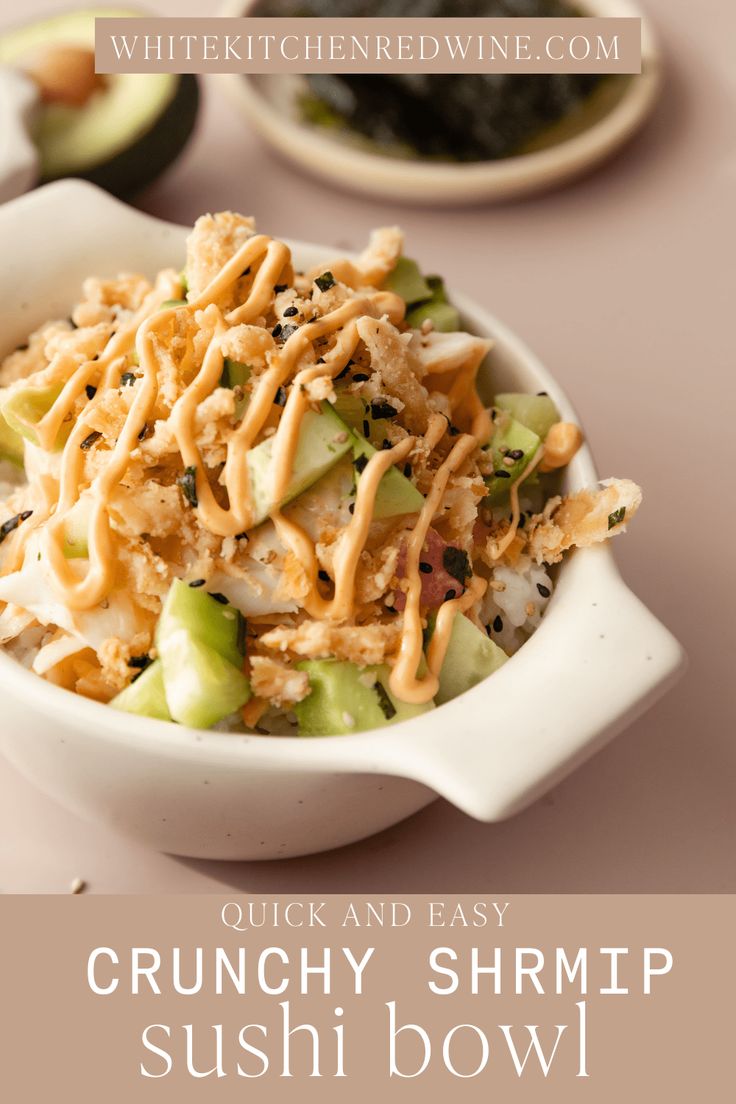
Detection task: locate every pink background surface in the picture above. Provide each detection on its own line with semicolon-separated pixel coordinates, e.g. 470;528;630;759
0;0;733;893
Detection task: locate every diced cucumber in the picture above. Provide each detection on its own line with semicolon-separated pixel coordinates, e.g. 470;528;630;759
405;276;460;332
62;497;92;559
0;408;24;467
484;412;541;505
160;630;250;729
1;383;71;450
494;392;559;440
406;299;460;333
384;257;433;306
156;578;245;669
220;358;250;390
220;358;251;419
110;660;171;722
435;613;508;706
294;658;433;736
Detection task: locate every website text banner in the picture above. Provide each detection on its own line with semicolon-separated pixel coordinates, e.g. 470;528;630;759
1;894;731;1101
95;18;642;75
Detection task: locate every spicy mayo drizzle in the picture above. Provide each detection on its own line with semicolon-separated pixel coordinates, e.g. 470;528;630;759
16;230;492;705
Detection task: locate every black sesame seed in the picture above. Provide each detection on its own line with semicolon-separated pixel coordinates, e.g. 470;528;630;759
381;438;392;450
444;589;457;601
0;510;33;545
271;323;282;338
370;399;398;419
537;391;549;396
241;266;251;277
273;284;287;293
448;424;461;436
348;502;355;514
234;532;249;541
316;356;325;364
128;654;151;670
318;569;330;582
314;271;335;292
334;363;351;380
494;470;511;479
137;424;149;441
507;448;525;461
352;372;369;382
537;583;551;598
188;579;206;588
120;372;136;387
353;454;369;474
209;592;229;605
493;615;503;633
283;306;298;317
80;430;101;451
280;323;299;342
362;420;370;437
518;512;525;528
419;562;433;574
274;386;287;406
403;463;412;477
85;385;97;401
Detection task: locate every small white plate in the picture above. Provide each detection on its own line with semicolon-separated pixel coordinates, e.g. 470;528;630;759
0;65;39;204
219;0;661;204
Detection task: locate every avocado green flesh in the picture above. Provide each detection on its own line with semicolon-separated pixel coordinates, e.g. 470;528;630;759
157;578;244;670
246;405;354;526
294;659;433;737
110;660;171;722
0;9;199;196
330;391;391;449
494;392;559;440
435;613;508;707
160;631;250;729
383;257;432;306
1;384;71;451
351;434;424;519
485;413;541;505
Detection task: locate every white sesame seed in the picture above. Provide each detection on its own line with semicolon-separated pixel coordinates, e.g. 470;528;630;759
342;712;355;728
70;878;86;895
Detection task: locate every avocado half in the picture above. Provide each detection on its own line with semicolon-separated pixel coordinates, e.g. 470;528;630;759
0;8;200;197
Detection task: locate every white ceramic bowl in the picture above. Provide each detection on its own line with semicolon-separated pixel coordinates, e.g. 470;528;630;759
218;0;661;204
0;181;684;859
0;64;39;203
